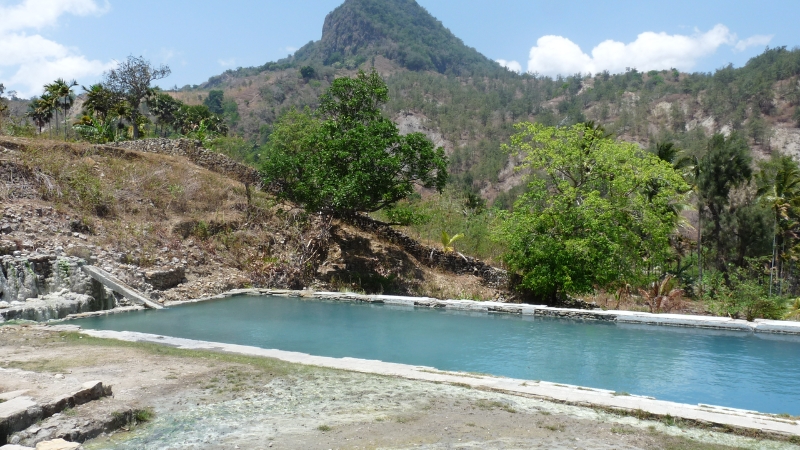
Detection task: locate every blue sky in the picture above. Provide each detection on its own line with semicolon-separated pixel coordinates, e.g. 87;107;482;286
1;0;798;98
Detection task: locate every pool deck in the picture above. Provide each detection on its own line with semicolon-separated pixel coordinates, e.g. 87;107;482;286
43;324;800;440
163;288;800;335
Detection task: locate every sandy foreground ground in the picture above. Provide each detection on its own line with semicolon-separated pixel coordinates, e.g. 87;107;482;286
0;324;797;450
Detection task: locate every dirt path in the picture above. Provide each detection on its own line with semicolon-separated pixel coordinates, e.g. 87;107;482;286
0;325;796;450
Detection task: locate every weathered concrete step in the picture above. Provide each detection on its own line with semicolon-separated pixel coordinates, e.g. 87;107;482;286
0;438;82;449
10;405;142;448
81;266;162;310
0;382;110;446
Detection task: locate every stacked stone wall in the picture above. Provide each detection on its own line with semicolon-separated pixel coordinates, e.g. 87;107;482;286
107;139;262;187
347;214;509;289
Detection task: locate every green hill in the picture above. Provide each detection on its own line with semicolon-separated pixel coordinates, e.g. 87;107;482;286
293;0;500;74
186;0;800;207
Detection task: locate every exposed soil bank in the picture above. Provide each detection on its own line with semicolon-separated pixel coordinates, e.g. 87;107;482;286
1;325;797;450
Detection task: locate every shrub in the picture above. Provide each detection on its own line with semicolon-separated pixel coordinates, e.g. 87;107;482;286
702;260;787;321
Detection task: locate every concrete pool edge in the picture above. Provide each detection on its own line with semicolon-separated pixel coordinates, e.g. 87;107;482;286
164;288;800;335
42;325;800;440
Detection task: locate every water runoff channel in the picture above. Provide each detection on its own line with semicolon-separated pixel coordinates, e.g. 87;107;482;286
71;294;800;416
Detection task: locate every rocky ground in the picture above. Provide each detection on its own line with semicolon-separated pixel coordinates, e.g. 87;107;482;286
1;325;797;450
1;136;507;309
0;201;249;305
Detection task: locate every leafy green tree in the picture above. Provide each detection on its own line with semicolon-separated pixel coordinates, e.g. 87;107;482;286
81;84;118;123
493;122;688;301
204;90;224;114
300;66;317;80
756;155;800;294
25;97;51;134
222;97;240;128
174;104;227;136
696;133;753;272
261;69;448;217
147;92;181;136
103;55;171;139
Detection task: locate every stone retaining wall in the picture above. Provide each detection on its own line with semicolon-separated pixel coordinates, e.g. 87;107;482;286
107;139;262;187
346;214;509;289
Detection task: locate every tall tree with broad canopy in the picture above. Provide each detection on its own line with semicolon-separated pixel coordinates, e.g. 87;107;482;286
494;122;689;302
261;69;448;217
103;55;170;139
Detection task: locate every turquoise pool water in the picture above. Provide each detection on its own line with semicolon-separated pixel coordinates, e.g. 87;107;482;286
72;295;800;415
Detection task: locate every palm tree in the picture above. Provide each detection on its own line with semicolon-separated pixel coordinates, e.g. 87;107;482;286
45;78;78;140
42;82;61;136
82;84;116;123
25;97;52;134
36;92;57;138
651;142;696;280
757;156;800;295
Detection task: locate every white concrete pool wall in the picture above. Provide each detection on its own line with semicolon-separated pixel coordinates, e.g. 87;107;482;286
47;325;800;440
165;288;800;336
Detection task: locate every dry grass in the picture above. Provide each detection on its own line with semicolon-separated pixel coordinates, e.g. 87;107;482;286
414;271;498;301
1;136;502;297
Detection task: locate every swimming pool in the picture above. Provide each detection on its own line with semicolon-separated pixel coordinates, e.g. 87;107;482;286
71;295;800;415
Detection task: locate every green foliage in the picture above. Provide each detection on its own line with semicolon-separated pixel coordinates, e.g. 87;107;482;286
222;97;240;128
494;122;688;300
82;84;118;123
261;70;448;216
785;298;800;320
373;188;503;261
174;104;228;137
0;83;7;119
209;136;258;164
300;66;317;80
73;116;117;143
147;92;181;136
44;78;78;141
204;90;225;114
384;201;429;226
440;231;464;252
702;259;786;321
293;0;501;75
103;55;171;139
697;133;763;270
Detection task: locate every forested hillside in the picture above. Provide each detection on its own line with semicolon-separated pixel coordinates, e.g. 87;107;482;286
171;0;800;207
5;0;800;314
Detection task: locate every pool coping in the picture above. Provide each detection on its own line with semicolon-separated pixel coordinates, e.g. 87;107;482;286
163;288;800;335
42;325;800;440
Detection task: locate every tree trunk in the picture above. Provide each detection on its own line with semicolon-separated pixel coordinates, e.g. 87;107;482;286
698;205;703;297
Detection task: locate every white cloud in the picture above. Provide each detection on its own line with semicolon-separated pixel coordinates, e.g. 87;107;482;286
525;24;754;77
159;48;177;62
496;59;522;73
0;0;113;98
218;58;236;67
283;46;299;54
0;0;108;33
734;34;773;52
